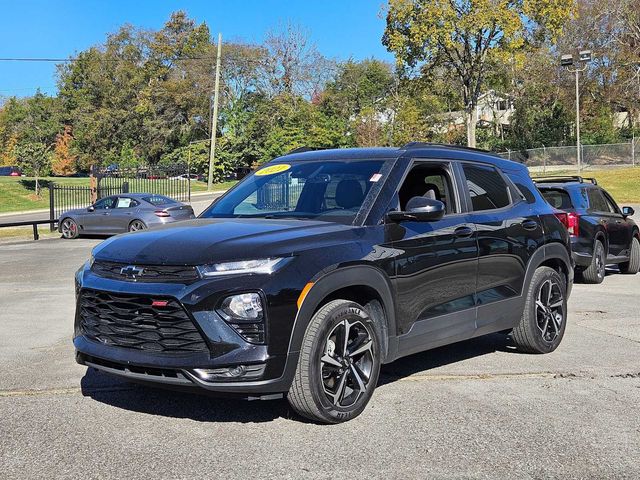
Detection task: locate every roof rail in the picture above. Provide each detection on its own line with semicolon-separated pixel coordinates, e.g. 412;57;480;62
285;146;323;155
400;142;492;154
532;175;597;185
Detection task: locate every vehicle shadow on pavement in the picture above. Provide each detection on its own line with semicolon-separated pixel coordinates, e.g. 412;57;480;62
79;369;291;423
79;333;516;423
378;332;515;386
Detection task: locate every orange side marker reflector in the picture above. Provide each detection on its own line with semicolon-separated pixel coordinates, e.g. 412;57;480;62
297;282;314;310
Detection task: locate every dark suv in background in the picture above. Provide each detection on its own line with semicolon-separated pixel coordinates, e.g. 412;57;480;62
536;176;639;283
74;143;573;423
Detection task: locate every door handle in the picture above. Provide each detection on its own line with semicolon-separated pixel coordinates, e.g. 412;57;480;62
454;226;474;238
521;220;538;231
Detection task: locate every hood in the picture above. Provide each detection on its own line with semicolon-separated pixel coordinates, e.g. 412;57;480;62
92;218;361;265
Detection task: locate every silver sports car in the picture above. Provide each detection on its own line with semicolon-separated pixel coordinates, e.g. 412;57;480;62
58;193;195;239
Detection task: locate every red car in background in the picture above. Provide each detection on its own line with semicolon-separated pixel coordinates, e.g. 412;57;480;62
0;166;22;176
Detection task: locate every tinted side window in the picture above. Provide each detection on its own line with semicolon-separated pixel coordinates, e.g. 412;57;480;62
462;164;511;211
94;197;116;210
587;189;610;212
601;190;620;214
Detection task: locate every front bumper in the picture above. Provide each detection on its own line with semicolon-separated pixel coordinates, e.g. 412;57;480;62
73;262;300;395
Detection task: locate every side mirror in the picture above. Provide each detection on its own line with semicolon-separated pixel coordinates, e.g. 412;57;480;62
87;205;95;212
387;196;445;222
622;206;635;217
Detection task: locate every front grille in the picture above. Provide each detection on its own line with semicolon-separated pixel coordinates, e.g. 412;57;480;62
79;289;209;354
91;260;200;283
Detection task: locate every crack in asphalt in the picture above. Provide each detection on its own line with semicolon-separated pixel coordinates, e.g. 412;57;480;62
575;321;640;344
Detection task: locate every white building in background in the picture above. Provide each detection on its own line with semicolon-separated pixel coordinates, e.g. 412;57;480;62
432;90;515;134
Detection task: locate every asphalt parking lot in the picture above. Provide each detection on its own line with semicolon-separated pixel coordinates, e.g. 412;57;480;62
1;237;639;479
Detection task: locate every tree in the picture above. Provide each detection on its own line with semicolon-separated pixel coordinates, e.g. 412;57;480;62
383;0;574;147
51;126;76;176
14;142;52;195
261;23;335;98
0;132;18;166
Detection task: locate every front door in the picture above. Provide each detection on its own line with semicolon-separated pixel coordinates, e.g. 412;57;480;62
390;160;478;352
82;196;117;233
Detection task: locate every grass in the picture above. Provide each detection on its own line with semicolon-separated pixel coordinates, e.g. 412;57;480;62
0;176;236;214
0;226;59;241
530;166;640;203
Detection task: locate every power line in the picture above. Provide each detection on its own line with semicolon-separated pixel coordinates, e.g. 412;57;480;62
0;57;211;62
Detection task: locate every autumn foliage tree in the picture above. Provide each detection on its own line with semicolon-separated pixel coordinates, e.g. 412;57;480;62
51;126;76;176
383;0;575;147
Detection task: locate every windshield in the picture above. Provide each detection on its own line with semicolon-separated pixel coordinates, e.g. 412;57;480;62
201;160;386;224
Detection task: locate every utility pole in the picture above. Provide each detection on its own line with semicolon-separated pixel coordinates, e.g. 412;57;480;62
561;50;592;174
574;68;581;173
207;33;222;191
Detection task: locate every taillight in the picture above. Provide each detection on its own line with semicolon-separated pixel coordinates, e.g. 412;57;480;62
154;210;170;217
555;212;579;236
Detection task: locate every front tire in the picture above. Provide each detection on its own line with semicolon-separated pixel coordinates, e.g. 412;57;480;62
287;299;381;424
60;218;79;239
511;266;567;354
619;236;640;274
581;239;606;284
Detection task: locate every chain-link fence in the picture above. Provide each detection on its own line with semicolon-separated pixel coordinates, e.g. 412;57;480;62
500;139;640;172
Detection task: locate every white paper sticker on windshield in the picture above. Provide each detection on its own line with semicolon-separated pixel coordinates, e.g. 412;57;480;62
370;173;382;182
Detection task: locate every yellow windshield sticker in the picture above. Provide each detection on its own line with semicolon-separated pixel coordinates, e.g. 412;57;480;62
255;164;291;176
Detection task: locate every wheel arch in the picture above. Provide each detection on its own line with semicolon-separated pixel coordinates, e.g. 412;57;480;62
526;242;573;297
290;264;397;362
594;229;608;253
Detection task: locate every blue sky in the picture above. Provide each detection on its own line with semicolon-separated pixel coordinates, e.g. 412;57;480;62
0;0;393;98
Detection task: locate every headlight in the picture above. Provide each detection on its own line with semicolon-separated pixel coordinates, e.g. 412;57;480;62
197;258;288;277
219;293;263;321
88;254;95;268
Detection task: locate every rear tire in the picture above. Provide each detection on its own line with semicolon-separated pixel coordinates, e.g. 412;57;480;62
287;299;381;424
581;239;606;284
619;236;640;275
128;220;146;232
511;266;567;354
60;218;79;239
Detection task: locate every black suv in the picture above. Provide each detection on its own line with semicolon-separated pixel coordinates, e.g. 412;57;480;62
536;176;639;283
74;144;573;423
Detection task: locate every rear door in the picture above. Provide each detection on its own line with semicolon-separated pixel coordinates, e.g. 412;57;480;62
108;197;140;233
460;162;544;334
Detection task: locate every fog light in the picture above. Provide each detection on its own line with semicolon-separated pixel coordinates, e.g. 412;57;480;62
192;364;266;382
219;293;263;321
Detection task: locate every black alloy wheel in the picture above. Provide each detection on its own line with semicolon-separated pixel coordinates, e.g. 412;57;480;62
288;299;381;424
581;240;606;284
512;266;567;354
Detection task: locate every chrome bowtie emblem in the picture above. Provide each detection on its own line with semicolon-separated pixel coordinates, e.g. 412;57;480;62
120;265;144;278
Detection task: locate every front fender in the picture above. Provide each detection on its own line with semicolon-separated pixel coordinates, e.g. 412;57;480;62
288;264;397;362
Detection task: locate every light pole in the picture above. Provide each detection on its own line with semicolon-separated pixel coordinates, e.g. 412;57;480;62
561;50;592;173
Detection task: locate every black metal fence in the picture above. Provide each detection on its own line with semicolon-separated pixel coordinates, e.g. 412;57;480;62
256;177;305;210
49;185;92;222
97;165;191;203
